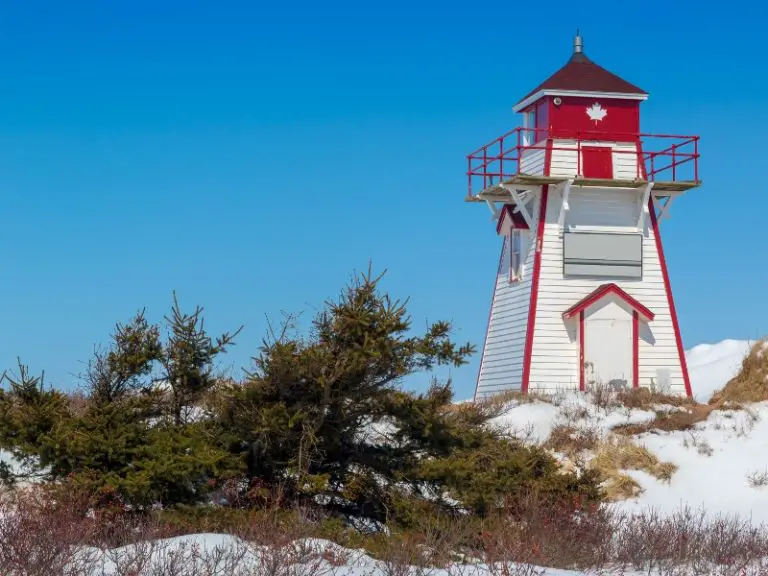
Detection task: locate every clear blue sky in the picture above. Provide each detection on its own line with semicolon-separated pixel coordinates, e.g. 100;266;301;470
0;0;765;399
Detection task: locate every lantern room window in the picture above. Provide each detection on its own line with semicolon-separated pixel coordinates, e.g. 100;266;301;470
523;109;536;146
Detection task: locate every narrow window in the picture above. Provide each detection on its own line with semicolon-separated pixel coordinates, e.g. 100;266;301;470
523;110;537;146
509;229;524;283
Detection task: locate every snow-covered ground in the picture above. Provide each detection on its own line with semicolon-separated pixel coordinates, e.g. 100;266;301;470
488;339;768;524
74;533;659;575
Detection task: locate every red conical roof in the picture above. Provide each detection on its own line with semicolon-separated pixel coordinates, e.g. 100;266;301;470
515;42;646;109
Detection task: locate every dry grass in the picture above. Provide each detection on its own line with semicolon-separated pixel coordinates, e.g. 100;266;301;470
615;387;696;411
614;403;713;436
544;424;599;456
711;339;768;405
590;436;678;500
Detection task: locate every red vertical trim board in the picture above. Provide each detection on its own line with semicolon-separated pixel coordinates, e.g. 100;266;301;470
579;311;585;392
473;243;507;401
649;201;693;398
632;310;639;388
521;139;553;394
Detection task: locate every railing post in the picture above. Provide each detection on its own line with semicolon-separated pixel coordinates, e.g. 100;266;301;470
483;147;487;189
671;144;677;181
499;137;504;181
467;157;472;198
694;138;699;182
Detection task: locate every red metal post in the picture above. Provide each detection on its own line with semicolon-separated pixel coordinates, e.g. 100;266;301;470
499;138;504;182
694;138;699;182
483;147;487;189
467;157;472;197
671;144;677;181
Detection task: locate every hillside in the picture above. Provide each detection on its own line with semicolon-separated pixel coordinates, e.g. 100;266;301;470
490;338;768;523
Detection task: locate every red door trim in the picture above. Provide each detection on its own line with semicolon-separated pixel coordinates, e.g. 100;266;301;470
632;310;640;388
579;311;586;392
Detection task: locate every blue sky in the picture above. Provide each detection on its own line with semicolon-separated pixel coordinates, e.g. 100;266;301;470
0;0;764;399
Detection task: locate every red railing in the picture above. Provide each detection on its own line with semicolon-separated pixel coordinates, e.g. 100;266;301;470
466;127;700;197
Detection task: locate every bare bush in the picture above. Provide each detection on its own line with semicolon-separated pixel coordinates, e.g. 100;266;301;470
747;469;768;488
0;486;98;576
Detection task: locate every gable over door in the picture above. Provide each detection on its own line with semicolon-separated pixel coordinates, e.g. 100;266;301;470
582;146;613;179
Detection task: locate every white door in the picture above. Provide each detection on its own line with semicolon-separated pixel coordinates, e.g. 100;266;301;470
585;317;632;388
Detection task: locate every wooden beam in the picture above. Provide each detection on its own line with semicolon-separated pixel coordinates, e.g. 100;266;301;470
637;182;654;231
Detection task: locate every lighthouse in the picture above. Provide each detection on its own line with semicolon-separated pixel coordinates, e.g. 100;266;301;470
469;34;701;399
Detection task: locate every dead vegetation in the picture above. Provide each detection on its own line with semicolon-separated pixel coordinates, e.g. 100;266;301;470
614;403;712;436
590;436;678;500
544;424;676;500
711;339;768;404
2;483;768;575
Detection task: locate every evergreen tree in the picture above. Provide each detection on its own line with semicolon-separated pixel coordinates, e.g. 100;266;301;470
160;293;242;425
218;269;598;523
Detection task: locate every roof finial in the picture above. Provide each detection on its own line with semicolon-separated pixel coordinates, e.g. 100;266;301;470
573;29;583;54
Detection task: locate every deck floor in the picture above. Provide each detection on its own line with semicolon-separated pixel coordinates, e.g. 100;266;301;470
467;175;701;202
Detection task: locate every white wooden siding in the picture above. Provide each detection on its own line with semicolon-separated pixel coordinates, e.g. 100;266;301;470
520;145;546;176
548;140;640;180
527;185;686;395
566;188;638;231
475;200;540;399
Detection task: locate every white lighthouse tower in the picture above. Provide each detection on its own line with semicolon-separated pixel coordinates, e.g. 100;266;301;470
469;34;701;399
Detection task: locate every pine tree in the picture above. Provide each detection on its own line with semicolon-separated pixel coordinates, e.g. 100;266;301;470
161;292;242;425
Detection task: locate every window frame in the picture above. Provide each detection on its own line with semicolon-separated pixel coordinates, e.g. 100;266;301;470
508;229;524;283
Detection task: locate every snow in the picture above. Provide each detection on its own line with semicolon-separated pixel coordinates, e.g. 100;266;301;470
80;533;604;575
488;392;656;445
686;338;752;402
486;340;768;525
617;402;768;524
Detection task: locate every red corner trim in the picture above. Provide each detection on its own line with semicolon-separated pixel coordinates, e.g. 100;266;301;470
562;283;655;322
521;139;553;394
649;200;693;398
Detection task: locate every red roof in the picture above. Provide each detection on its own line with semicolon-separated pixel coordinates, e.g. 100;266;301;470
562;283;655;322
495;204;530;234
516;52;646;107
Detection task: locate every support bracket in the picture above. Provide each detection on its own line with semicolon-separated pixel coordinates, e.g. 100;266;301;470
654;194;675;221
557;178;574;236
499;184;534;230
636;182;654;231
484;199;500;221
